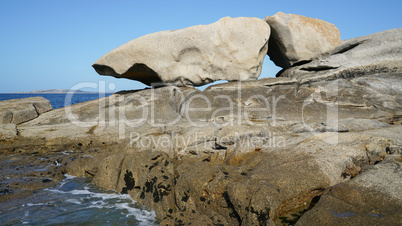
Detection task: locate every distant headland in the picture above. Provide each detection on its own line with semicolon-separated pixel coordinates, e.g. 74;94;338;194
13;89;113;94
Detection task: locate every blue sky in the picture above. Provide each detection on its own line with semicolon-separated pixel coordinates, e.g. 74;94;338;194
0;0;400;92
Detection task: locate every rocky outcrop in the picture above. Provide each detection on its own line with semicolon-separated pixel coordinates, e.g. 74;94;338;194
265;12;342;69
93;17;270;87
278;28;402;84
2;69;401;224
0;97;52;142
0;97;52;125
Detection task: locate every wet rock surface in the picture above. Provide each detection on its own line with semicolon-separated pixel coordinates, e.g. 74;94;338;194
0;152;65;204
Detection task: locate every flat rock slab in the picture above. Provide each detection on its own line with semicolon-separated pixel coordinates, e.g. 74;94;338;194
279;28;402;83
93;17;270;87
265;12;341;69
0;97;52;124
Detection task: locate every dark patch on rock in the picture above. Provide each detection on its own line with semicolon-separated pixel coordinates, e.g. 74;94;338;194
121;170;135;194
300;65;339;72
181;192;189;202
385;147;391;154
213;143;227;150
177;219;184;226
145;177;157;193
153;188;160;203
278;192;322;225
0;188;13;194
157;183;171;199
85;170;95;177
250;206;271;225
332;40;365;55
148;161;159;172
223;191;242;224
151;155;161;161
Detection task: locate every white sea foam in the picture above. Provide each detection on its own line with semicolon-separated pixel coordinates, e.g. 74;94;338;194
56;174;76;187
70;189;93;195
45;188;64;193
82;154;94;158
25;203;48;207
44;175;157;225
33;165;49;172
92;192;132;200
87;190;156;224
54;160;61;166
63;174;76;180
62;150;73;155
65;199;82;205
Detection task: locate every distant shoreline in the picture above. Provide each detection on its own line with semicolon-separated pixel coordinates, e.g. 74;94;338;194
9;92;114;94
9;89;114;94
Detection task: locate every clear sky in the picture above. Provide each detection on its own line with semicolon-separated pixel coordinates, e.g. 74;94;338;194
0;0;400;93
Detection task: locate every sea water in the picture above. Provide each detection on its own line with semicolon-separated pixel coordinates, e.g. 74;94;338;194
0;94;158;224
0;93;113;109
0;175;158;225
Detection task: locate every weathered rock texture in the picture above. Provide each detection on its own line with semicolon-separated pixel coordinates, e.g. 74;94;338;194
0;97;52;124
1;30;401;225
0;124;17;141
93;17;270;87
297;156;402;225
279;28;402;83
265;12;342;69
1;75;401;225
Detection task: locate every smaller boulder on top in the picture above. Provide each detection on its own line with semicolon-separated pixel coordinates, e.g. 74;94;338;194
265;12;342;69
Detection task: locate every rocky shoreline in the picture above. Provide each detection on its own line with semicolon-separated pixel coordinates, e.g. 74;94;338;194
1;12;401;225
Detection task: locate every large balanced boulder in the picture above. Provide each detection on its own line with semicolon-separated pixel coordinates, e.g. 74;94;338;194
265;12;341;69
279;28;402;84
93;17;270;87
